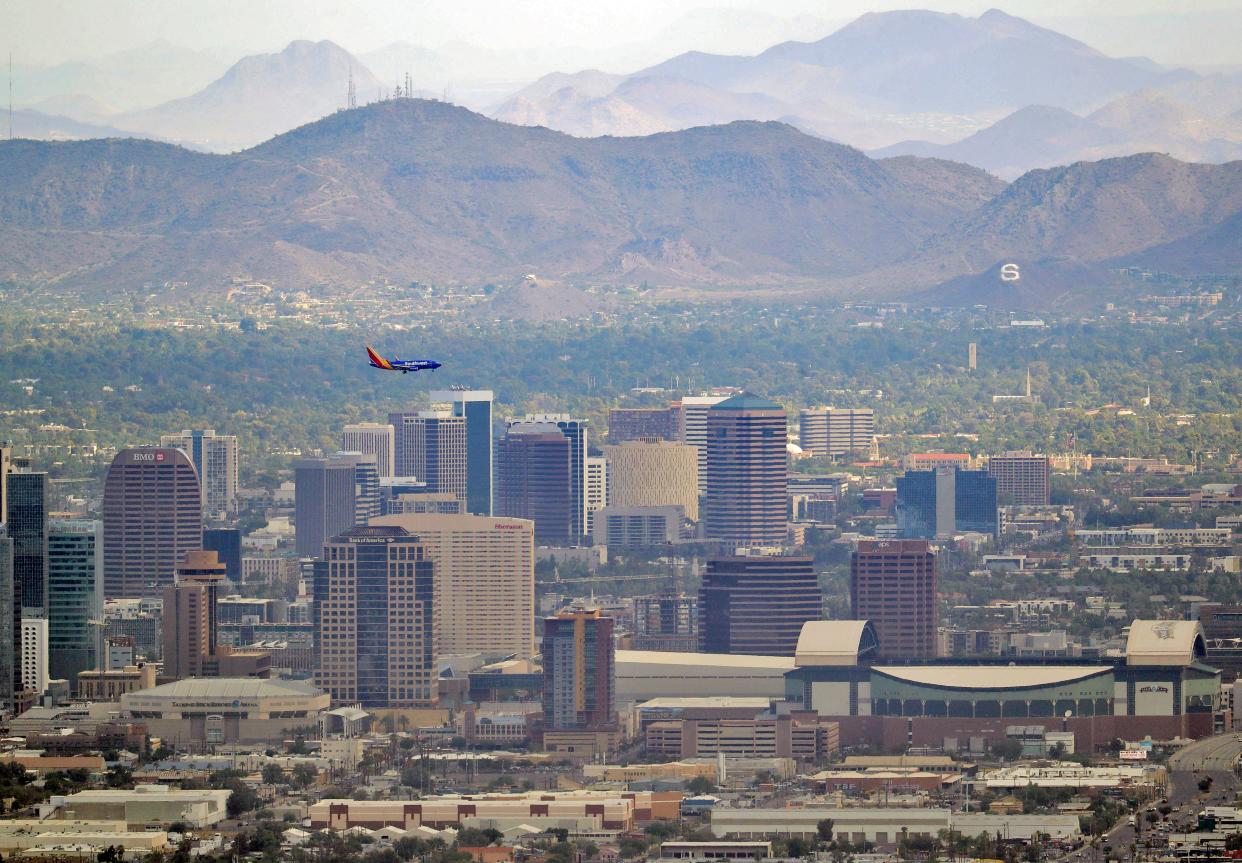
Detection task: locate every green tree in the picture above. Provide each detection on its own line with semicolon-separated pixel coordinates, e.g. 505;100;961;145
261;764;286;786
686;776;715;795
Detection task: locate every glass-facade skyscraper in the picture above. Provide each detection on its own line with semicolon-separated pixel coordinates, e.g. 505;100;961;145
7;471;48;614
48;520;102;690
896;467;997;538
430;390;494;516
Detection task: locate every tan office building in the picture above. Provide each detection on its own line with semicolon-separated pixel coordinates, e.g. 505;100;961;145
372;514;535;658
603;440;699;521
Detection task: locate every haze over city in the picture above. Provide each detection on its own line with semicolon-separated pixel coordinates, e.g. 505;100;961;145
0;2;1241;863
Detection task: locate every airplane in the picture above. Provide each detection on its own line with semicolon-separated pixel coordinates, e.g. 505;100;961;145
366;345;442;374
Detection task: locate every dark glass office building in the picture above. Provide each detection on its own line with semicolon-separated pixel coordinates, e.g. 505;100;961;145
203;528;242;582
496;424;572;546
955;469;998;535
7;471;48;614
896;468;997;538
698;555;822;656
48;520;102;690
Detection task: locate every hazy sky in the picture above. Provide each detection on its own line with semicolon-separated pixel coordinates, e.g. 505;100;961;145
7;0;1242;68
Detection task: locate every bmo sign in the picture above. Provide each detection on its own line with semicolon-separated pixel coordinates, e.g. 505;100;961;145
131;450;167;463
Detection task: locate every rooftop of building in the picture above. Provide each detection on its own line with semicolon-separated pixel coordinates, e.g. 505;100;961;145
616;650;794;672
1126;619;1207;666
871;665;1114;690
121;677;324;700
711;392;782;412
795;621;880;667
371;513;534;530
635;696;773;710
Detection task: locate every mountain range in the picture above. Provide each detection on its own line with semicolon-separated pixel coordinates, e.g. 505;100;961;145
2;99;1240;310
6;9;1242;176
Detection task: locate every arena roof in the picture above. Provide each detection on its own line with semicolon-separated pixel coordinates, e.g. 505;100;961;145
1126;620;1207;666
125;678;324;699
872;666;1113;690
616;650;794;671
795;620;880;667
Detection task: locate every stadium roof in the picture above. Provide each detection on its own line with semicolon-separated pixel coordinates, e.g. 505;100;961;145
636;696;773;710
616;650;794;671
795;620;880;667
873;666;1113;690
1126;620;1207;666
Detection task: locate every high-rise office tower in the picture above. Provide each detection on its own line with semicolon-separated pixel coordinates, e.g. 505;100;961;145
968;342;978;371
955;469;999;534
677;396;729;495
202;528;241;582
160;429;239;519
511;415;588;542
987;451;1051;506
373;513;535;657
585;455;608;536
47;520;102;690
388;410;467;501
602;440;699;521
341;423;396;478
895;468;997;538
430;389;495;516
6;470;48;614
313;526;437;707
704;393;788;548
162;550;228;681
102;448;202;598
850;539;937;658
496;424;572;546
799;408;875;458
0;444;10;521
293;453;380;559
698;555;821;656
0;527;14;711
606;407;676;444
541;609;615;731
20;617;49;695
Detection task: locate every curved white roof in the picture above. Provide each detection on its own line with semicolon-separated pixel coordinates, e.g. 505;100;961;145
795;620;879;667
1126;619;1207;666
873;666;1113;690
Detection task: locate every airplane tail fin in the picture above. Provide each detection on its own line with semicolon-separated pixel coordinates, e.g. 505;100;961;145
365;345;392;370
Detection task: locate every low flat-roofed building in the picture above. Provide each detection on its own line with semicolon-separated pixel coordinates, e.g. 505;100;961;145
840;755;968;773
76;664;157;701
309;791;648;833
808;769;961;795
0;754;106;776
615;651;793;704
634;697;774;730
54;786;231;827
0;820;167;860
709;808;1080;844
120;677;330;744
661;841;772;860
645;710;838;762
